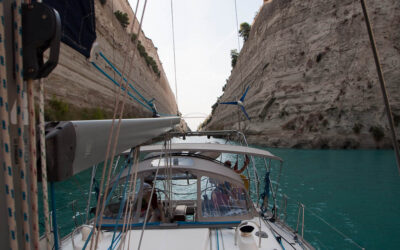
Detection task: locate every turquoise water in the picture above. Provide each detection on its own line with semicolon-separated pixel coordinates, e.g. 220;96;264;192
262;148;400;250
40;148;400;249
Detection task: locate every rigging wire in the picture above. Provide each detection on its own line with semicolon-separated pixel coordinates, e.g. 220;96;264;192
233;0;241;51
85;165;98;223
170;0;178;107
119;149;140;250
280;194;365;250
92;1;149;249
90;0;143;246
138;139;171;250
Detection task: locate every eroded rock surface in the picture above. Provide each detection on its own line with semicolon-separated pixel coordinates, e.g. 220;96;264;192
205;0;400;149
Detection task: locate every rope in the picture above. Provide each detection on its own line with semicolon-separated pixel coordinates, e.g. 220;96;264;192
27;79;40;249
0;2;19;248
98;51;151;108
170;0;178;106
92;2;149;248
109;149;135;249
119;148;140;250
91;61;153;112
83;151;135;250
85;165;98;223
39;78;51;250
138;139;169;250
13;0;34;248
96;52;176;118
109;2;144;248
89;0;138;243
93;57;176;118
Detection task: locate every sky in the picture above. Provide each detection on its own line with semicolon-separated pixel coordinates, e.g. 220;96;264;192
128;0;263;130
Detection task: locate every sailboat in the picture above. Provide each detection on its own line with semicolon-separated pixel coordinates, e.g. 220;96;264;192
54;130;314;250
1;0;398;249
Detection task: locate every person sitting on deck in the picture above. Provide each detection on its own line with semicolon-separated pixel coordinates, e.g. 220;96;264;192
224;155;250;174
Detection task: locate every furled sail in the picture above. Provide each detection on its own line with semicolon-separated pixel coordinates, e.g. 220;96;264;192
44;117;180;181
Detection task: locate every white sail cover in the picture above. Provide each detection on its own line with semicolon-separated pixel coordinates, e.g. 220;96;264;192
45;117;180;181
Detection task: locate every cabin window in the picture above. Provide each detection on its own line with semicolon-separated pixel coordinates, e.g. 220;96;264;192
200;176;248;218
151;157;194;167
138;171;198;222
104;178;141;218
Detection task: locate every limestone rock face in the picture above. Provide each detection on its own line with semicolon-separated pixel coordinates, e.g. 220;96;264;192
43;0;177;117
205;0;400;149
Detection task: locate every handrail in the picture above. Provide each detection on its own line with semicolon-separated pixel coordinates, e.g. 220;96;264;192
281;194;365;249
295;202;305;237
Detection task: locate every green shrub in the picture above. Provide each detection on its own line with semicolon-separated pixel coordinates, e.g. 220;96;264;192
136;41;160;76
239;22;251;42
114;10;129;29
353;123;363;134
45;96;69;121
44;96;110;121
131;33;137;42
231;49;238;68
369;126;384;142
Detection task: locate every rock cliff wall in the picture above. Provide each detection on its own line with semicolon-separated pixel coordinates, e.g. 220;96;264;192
42;0;178;118
205;0;400;149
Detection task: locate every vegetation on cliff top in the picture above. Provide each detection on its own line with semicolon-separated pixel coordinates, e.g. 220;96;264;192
131;32;161;77
114;10;130;29
231;49;239;68
230;23;251;68
113;11;161;77
239;22;251;42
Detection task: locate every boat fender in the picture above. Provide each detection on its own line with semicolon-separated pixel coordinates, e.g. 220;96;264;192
238;225;258;250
